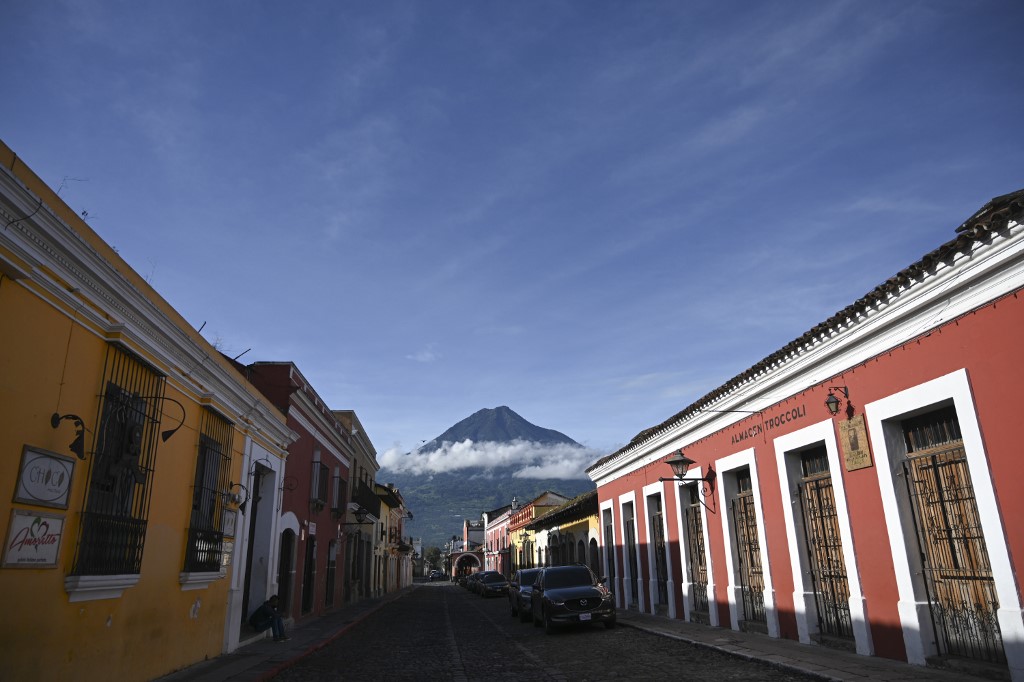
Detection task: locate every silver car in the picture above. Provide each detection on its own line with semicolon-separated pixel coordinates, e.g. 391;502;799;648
508;568;542;622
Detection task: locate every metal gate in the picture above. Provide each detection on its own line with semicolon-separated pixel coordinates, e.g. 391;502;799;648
797;446;854;640
650;496;669;607
902;408;1005;664
684;485;709;621
731;468;766;629
603;510;616;588
623;504;639;607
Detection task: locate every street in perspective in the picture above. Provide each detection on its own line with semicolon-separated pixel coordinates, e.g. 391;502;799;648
272;581;817;682
4;5;1024;682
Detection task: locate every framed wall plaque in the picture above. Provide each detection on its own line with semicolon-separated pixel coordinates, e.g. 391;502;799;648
839;414;873;471
221;509;237;537
3;509;65;568
14;446;75;509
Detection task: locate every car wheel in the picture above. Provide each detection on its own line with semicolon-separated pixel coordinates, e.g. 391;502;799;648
544;609;555;635
519;603;531;623
532;606;542;627
509;600;517;617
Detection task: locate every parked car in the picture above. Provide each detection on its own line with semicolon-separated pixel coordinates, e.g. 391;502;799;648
531;564;616;634
428;570;443;581
508;568;542;622
478;572;510;598
469;570;500;594
462;572;483;591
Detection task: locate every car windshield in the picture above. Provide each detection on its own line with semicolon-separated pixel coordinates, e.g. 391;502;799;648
519;570;540;585
544;567;595;588
482;574;506;583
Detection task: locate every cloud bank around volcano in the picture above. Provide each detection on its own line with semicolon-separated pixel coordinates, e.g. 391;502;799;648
378;440;598;480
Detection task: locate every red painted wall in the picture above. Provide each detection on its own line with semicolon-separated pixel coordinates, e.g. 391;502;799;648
247;364;351;620
596;288;1024;662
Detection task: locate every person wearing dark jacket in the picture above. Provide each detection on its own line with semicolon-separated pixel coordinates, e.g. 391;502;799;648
249;595;289;641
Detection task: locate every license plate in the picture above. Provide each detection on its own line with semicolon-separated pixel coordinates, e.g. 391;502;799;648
579;612;591;621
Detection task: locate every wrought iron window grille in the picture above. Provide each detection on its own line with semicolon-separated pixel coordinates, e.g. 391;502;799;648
71;345;165;577
183;409;232;573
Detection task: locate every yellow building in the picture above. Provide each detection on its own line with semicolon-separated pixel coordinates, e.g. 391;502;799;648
375;483;414;595
509;491;569;570
0;142;294;681
526;490;601;572
333;409;380;604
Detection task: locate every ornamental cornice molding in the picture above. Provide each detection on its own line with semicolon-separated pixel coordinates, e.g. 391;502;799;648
291;385;354;451
0;166;293;450
589;220;1024;486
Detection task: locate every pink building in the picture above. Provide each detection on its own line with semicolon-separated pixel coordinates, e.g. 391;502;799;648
484;501;515;577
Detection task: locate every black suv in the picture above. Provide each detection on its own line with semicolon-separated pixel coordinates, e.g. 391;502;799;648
531;565;616;633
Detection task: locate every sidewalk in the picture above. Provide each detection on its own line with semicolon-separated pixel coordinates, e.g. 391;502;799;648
158;584;1006;682
156;586;415;682
616;608;1005;682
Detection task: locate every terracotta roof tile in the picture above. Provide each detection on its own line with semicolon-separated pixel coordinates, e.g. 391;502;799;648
587;189;1024;474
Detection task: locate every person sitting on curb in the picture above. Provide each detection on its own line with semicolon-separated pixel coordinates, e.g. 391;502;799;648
249;595;290;641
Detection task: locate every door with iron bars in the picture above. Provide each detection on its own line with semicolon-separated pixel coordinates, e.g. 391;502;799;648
796;445;854;644
683;485;709;624
649;494;669;610
731;468;767;632
623;503;639;608
901;407;1005;665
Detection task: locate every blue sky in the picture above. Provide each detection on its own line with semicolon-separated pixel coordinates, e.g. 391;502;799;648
4;1;1022;476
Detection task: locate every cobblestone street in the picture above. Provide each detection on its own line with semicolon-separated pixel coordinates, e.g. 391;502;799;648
273;583;818;681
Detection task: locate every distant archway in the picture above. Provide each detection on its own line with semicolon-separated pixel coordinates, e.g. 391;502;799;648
454;553;482;577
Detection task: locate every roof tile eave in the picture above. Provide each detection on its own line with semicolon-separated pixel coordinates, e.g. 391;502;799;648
587;188;1024;476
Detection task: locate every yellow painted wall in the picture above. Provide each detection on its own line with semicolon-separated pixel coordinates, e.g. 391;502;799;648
0;275;246;680
0;142;285;681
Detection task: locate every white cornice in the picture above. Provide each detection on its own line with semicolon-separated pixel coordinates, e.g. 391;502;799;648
0;166;294;451
589;220;1024;487
288;405;352;469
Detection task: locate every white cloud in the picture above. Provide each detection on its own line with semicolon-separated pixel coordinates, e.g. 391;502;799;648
691;105;769;149
378;440;598;480
406;346;439;363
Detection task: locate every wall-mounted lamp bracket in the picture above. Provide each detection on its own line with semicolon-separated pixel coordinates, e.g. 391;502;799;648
51;413;86;460
824;385;851;417
223;481;250;514
659;449;718;513
124;394;187;442
338;506;373;527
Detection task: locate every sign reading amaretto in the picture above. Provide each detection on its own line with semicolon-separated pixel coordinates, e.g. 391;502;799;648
731;405;808;445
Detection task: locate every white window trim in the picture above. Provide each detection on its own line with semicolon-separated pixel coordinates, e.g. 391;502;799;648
643;482;675;617
672;471;719;626
65;573;140;602
618;491;644;611
773;419;873;655
865;368;1024;672
716;448;779;637
179;570;225;591
600;498;622;609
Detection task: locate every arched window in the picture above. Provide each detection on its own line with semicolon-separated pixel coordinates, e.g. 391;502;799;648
589;538;600;574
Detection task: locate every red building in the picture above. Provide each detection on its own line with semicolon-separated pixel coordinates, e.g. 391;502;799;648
587;190;1024;680
242;362;353;623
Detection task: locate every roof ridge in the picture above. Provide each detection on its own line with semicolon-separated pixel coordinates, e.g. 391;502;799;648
588;189;1024;473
